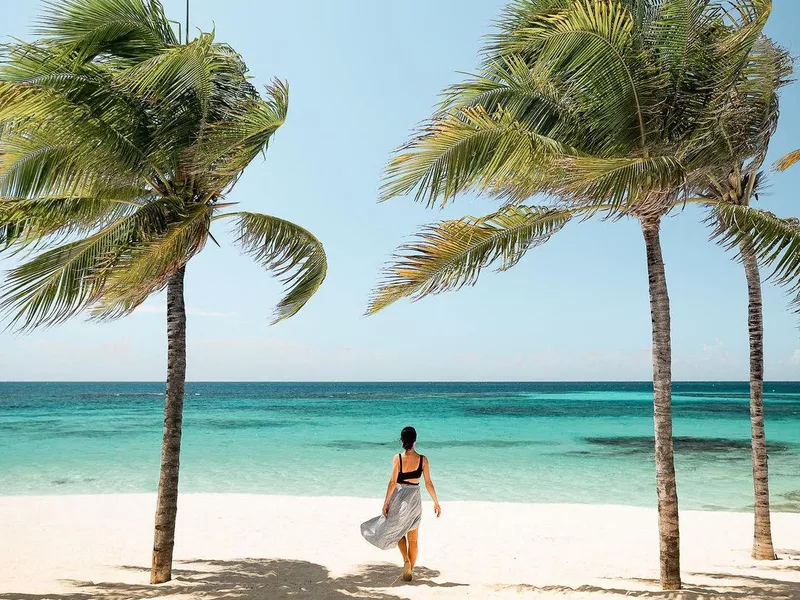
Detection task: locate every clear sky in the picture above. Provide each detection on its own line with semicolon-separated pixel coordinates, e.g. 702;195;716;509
0;0;798;382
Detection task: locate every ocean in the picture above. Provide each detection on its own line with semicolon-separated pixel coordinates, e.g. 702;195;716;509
1;381;798;511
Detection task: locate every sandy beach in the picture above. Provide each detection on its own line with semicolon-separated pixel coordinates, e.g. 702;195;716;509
1;494;799;599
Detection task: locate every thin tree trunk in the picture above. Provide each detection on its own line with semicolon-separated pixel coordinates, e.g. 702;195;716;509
641;219;681;590
740;240;776;560
151;266;187;584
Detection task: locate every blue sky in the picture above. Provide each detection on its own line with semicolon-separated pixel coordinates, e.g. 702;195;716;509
0;0;798;381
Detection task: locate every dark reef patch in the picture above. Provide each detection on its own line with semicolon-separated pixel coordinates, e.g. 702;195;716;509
424;439;546;449
53;429;122;439
583;436;793;455
770;502;800;513
462;405;616;418
781;490;800;503
192;418;293;430
323;441;394;450
322;439;545;450
463;400;800;420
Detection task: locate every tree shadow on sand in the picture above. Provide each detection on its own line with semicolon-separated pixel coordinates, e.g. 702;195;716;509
0;558;467;600
498;570;800;600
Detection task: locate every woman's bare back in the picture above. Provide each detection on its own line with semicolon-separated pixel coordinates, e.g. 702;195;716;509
396;449;424;485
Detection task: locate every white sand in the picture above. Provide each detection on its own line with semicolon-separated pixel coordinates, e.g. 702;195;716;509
1;494;800;599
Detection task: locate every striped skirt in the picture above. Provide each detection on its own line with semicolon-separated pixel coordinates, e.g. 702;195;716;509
360;484;422;550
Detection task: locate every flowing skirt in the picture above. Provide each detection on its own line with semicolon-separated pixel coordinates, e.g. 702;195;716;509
360;484;422;550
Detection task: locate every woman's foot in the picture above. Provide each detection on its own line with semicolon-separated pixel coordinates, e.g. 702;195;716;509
402;561;412;581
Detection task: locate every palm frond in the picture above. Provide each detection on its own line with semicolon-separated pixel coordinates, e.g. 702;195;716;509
555;155;687;213
694;35;792;203
646;0;721;137
646;0;710;77
382;104;571;207
715;0;771;57
0;75;155;195
0;41;152;147
688;0;774;142
491;0;661;41
736;37;791;172
114;33;217;115
0;128;146;200
188;79;288;190
90;202;214;320
0;135;96;199
774;149;800;172
226;211;326;324
709;203;800;311
0;199;172;330
367;204;574;314
504;0;649;147
491;0;570;36
0;221;26;250
0;187;148;249
440;54;572;121
37;0;178;60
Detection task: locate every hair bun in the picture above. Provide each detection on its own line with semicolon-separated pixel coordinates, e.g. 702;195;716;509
400;426;417;450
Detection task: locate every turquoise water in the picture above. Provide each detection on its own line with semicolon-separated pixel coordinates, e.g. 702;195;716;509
1;381;799;511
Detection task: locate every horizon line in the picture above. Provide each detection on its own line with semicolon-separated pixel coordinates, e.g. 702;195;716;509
1;380;798;384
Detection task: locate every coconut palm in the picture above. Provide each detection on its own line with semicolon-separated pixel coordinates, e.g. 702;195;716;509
0;0;326;584
690;34;794;560
368;0;791;589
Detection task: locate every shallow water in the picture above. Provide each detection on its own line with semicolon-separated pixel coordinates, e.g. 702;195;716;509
1;381;799;511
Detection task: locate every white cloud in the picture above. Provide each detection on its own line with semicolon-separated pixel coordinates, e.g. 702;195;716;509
791;350;800;365
697;339;731;364
506;347;653;381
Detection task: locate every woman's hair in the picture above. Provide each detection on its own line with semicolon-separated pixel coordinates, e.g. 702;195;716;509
400;426;417;450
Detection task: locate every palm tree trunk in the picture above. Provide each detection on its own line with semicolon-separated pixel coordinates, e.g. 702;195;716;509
641;218;681;590
740;239;776;560
150;266;187;584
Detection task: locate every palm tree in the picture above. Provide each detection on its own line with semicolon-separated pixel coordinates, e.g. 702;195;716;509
690;34;794;560
0;0;326;584
368;0;785;589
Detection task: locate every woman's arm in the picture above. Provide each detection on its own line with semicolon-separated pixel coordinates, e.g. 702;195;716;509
422;457;441;517
383;454;400;516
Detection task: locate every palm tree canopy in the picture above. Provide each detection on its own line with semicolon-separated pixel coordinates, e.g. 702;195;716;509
709;203;800;311
690;28;799;313
369;0;798;314
0;0;326;329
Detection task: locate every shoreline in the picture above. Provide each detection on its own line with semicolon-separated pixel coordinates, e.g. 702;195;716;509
2;493;800;599
4;491;798;515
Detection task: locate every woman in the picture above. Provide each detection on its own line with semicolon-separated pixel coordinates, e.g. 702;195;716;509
360;426;441;581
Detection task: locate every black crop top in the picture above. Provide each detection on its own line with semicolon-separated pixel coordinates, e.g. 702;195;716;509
397;453;424;485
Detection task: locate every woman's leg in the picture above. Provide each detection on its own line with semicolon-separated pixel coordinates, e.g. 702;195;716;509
397;536;409;564
407;529;419;569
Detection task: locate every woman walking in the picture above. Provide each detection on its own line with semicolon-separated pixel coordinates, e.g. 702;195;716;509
361;426;441;581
